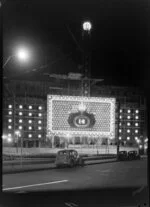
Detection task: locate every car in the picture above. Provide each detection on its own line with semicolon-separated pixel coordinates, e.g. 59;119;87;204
55;149;85;168
118;151;128;161
128;150;140;160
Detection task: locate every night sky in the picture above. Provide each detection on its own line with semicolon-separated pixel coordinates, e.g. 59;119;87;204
3;0;149;88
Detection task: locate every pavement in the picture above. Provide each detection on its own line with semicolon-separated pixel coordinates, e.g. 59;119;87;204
3;155;147;174
3;158;55;165
3;158;117;174
2;159;147;192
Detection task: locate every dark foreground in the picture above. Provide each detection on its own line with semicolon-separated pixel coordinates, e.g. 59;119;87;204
3;160;147;191
1;159;148;206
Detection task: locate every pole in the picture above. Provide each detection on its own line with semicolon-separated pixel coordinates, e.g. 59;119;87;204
21;135;23;168
17;134;18;153
117;101;120;160
144;98;147;155
82;24;91;97
3;55;13;68
13;95;17;153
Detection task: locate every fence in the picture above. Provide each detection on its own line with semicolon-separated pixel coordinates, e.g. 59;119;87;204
3;146;139;156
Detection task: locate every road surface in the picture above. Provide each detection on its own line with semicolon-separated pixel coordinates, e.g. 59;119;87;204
2;159;147;192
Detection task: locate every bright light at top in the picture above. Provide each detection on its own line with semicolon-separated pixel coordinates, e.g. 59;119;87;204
127;110;131;113
15;47;30;62
135;110;139;113
83;21;92;31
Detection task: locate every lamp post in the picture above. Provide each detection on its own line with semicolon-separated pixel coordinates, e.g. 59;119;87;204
3;46;31;69
15;130;20;153
82;20;92;97
15;130;23;167
82;21;92;34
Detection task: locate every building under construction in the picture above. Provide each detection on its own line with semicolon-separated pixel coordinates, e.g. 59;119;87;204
2;73;148;153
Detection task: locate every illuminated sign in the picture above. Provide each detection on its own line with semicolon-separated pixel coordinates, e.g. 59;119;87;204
68;110;96;128
47;95;116;138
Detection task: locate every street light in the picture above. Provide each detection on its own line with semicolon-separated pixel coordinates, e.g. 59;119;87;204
3;46;31;68
16;47;30;61
83;21;92;32
82;20;92;97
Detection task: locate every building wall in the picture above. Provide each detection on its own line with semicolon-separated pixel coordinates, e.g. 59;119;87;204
2;79;147;150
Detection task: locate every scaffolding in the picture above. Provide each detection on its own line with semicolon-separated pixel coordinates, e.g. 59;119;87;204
3;77;147;149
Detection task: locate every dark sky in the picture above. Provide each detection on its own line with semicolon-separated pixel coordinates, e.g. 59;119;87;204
2;0;149;88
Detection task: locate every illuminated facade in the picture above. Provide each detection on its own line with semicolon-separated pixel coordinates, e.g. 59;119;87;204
47;95;116;138
2;77;147;150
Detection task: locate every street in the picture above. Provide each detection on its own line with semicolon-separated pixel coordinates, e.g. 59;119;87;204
3;159;147;192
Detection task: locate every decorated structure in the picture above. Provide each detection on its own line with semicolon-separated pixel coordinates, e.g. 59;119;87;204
2;75;148;153
47;95;116;145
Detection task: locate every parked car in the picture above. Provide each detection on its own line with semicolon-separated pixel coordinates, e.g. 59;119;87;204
128;150;140;160
118;151;128;161
55;149;85;168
